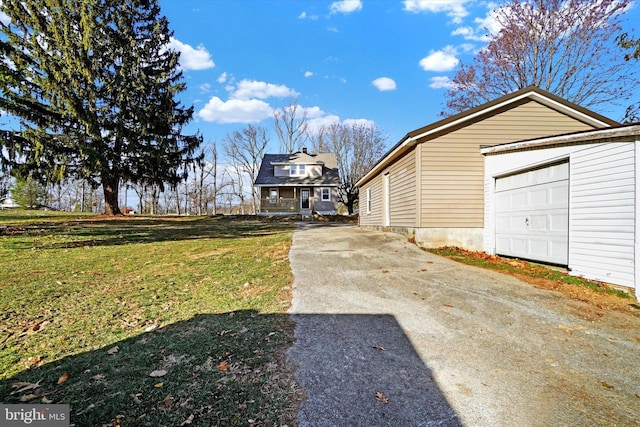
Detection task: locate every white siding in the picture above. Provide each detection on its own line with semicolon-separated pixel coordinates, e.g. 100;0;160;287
569;143;636;286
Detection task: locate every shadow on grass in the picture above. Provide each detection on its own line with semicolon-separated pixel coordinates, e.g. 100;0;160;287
1;312;460;426
2;216;297;250
0;311;298;426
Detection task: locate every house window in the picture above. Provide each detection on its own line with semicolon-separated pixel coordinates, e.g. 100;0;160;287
321;188;330;201
269;188;278;200
290;164;306;176
366;188;371;214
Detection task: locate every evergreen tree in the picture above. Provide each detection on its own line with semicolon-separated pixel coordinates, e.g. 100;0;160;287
0;0;202;215
10;175;47;209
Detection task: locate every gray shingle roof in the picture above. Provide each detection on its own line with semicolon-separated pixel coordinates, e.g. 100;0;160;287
254;152;341;186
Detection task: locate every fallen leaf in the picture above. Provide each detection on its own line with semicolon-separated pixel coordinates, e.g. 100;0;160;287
11;381;41;395
107;346;119;355
375;391;389;404
57;373;70;384
181;414;195;426
420;269;428;272
218;363;228;371
144;324;158;332
443;304;454;308
91;374;106;381
19;394;38;402
162;395;174;408
372;345;385;351
149;370;167;377
24;356;44;368
602;382;614;390
545;358;556;366
381;269;389;273
130;393;142;404
41;396;53;404
154;382;164;388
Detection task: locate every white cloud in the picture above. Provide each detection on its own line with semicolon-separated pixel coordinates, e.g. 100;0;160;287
167;37;215;70
452;6;502;41
475;8;502;36
307;115;341;135
429;76;455;89
199;83;211;93
298;11;319;20
303;105;327;119
343;118;376;127
197;97;273;123
303;107;378;136
419;46;459;72
372;77;397;91
0;10;10;25
330;0;362;14
196;79;301;124
230;79;299;101
304;71;314;77
403;0;470;24
217;72;228;84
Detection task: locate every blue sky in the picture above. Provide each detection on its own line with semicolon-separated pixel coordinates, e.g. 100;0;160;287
159;0;640;154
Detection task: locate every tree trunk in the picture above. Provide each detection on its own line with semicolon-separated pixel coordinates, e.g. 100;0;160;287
102;177;122;216
346;200;354;215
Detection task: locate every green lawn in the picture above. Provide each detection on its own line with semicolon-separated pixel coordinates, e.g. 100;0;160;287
0;211;300;426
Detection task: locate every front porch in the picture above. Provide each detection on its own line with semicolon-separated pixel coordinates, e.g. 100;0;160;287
258;187;312;214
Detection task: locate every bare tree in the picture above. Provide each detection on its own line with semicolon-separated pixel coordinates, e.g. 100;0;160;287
312;122;387;214
274;98;309;154
210;143;219;215
223;125;269;214
444;0;636;115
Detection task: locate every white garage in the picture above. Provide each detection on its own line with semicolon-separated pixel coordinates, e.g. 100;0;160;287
482;124;640;300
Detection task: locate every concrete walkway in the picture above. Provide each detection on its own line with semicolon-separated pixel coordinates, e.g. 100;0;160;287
287;224;640;426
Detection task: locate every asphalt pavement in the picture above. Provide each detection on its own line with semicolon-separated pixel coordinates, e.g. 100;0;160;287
287;223;640;426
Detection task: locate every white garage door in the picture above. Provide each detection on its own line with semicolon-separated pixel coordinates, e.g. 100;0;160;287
495;162;569;265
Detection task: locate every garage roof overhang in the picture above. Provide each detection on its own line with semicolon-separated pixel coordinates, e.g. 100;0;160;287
481;123;640;156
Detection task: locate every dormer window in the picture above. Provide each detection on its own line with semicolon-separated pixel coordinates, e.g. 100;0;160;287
290;164;306;176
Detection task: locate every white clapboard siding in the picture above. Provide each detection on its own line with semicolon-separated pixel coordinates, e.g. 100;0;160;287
569;142;635;287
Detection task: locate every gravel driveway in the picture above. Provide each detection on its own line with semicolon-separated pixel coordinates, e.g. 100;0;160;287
287;224;640;426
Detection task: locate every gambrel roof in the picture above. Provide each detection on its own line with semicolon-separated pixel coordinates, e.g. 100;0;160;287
254;152;340;187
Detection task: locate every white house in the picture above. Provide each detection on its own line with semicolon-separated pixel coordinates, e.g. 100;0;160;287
0;197;19;209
